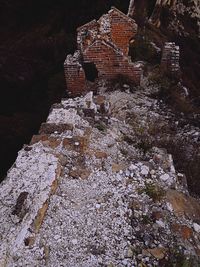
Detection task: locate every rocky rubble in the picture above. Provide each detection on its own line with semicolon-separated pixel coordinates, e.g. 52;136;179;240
0;80;200;266
168;0;200;38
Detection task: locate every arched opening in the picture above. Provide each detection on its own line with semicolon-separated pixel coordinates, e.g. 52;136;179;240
83;62;98;82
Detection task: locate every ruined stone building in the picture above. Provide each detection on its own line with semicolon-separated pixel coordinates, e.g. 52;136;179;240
64;7;143;97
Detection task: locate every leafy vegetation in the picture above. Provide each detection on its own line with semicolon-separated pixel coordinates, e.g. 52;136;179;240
142;182;166;202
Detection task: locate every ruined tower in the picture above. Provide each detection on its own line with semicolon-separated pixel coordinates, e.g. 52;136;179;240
64;7;143;97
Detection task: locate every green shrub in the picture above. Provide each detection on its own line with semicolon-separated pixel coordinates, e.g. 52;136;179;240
141;182;166;202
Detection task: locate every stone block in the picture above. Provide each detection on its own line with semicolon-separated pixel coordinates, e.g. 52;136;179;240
39;123;73;134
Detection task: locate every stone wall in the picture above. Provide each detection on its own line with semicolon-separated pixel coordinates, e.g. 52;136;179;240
161;42;180;77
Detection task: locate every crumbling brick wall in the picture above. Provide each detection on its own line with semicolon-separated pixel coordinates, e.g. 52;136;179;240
109;8;138;56
64;7;142;97
161;42;180;77
64;52;86;96
83;39;142;84
77;20;99;53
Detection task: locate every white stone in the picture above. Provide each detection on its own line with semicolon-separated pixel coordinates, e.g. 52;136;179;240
129;164;138;171
74;142;80;146
193;223;200;233
150;170;155;175
71;239;78;245
54;235;60;240
166;202;173;212
95;204;101;209
156;220;166;228
122;259;128;265
141;166;149;176
160;173;170;182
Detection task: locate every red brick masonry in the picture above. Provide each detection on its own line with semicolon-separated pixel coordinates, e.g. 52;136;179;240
64;7;143;97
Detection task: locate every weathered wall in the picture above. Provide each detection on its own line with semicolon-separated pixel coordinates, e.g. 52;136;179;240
64;52;87;96
83;40;142;84
109;8;137;56
64;64;86;97
77;8;138;57
64;7;142;97
77;20;99;53
161;42;180;77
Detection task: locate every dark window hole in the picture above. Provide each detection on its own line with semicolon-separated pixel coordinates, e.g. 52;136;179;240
83;63;98;82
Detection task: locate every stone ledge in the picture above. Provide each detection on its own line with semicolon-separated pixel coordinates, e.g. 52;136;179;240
0;143;62;266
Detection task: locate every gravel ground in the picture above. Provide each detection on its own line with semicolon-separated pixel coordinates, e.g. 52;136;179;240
0;82;200;266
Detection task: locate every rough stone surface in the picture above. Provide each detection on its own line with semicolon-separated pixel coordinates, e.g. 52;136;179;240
161;42;180;77
0;83;200;266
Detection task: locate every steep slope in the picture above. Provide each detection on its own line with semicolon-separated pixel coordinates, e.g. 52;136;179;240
0;80;200;266
129;0;200;101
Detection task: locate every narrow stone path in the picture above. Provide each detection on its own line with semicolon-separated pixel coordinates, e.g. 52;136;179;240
1;88;200;266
